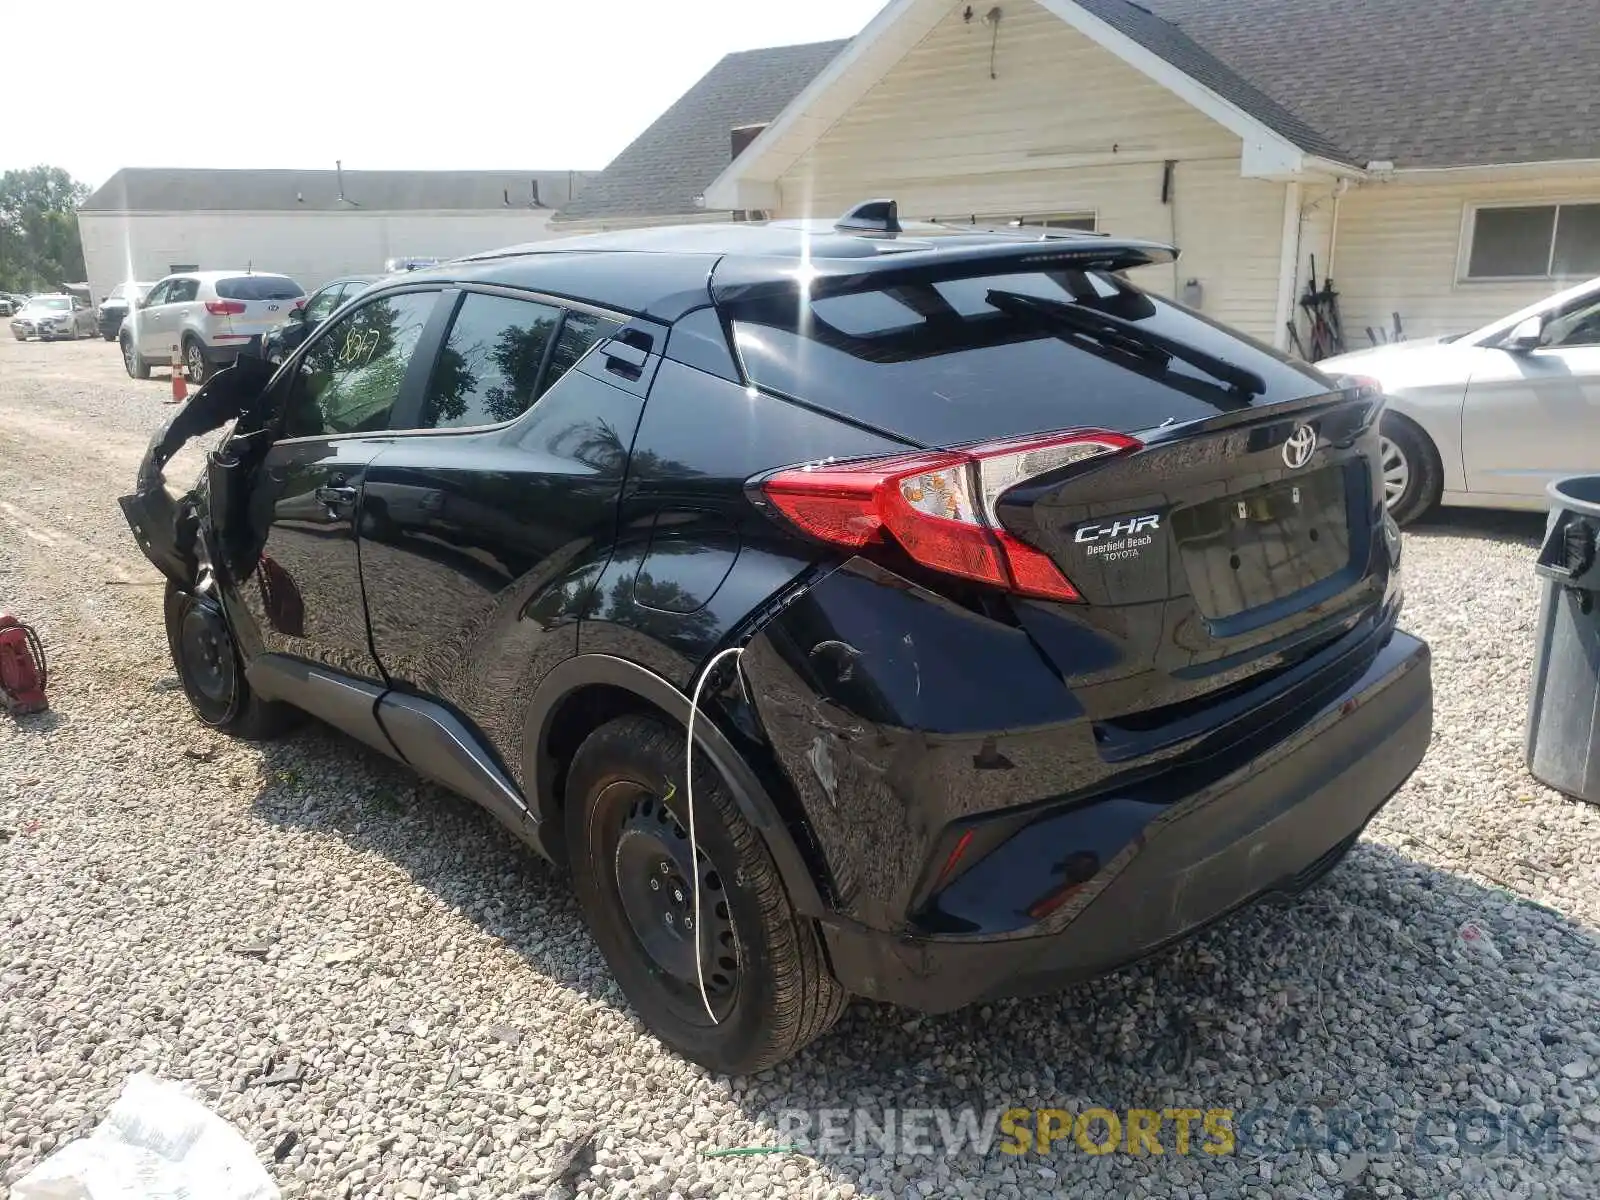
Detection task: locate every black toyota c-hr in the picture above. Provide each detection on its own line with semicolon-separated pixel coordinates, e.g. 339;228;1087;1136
120;205;1432;1073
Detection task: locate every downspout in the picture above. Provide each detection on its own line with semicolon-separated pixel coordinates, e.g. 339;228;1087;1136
1272;181;1303;352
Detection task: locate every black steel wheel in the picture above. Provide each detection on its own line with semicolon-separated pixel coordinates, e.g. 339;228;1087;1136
565;715;845;1072
162;581;300;739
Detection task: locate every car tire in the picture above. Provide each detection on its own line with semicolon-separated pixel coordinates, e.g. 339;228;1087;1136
102;331;118;342
1378;412;1442;526
163;581;300;740
183;337;210;386
121;333;151;379
565;714;846;1073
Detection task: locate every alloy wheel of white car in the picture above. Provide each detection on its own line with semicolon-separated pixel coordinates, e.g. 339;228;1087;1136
1379;435;1410;511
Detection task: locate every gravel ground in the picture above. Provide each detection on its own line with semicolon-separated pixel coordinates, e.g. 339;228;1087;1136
2;336;1598;1199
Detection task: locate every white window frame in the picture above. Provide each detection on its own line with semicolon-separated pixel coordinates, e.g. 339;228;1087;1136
933;210;1099;233
1457;199;1600;283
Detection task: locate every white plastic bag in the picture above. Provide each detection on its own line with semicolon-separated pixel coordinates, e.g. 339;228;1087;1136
13;1073;279;1200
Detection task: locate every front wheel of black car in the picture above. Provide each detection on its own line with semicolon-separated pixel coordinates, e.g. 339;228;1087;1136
121;333;150;379
1378;412;1441;526
163;581;299;740
566;715;846;1073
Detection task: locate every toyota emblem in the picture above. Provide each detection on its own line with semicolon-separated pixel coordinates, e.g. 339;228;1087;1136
1282;424;1317;469
267;303;280;312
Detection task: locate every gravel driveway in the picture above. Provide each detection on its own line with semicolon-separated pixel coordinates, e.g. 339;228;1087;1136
2;337;1598;1199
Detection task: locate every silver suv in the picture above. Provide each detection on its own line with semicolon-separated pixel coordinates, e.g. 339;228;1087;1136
121;271;305;383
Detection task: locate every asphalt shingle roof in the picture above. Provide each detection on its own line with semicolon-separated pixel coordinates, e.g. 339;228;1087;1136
1141;0;1600;168
1073;0;1354;163
554;40;848;223
82;168;597;213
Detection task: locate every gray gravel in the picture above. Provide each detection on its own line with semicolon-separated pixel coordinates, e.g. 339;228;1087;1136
2;337;1599;1199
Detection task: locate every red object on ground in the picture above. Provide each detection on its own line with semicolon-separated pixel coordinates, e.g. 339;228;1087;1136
0;613;48;715
170;347;188;404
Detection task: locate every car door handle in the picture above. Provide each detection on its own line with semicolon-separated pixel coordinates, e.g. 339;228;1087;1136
315;485;358;507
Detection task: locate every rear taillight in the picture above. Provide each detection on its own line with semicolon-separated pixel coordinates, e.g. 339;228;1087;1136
759;429;1139;602
205;300;246;316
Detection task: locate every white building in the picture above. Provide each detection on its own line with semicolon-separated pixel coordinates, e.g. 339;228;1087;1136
78;167;598;303
560;0;1600;357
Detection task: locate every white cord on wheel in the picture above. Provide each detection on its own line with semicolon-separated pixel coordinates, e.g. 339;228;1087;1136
684;645;745;1026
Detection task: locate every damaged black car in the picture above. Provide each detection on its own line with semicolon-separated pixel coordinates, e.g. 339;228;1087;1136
120;208;1432;1073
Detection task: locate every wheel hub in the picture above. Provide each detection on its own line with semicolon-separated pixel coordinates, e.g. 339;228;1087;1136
612;793;738;999
178;603;236;708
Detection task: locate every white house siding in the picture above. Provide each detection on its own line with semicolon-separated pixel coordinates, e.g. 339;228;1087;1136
1331;171;1600;342
768;0;1292;343
77;210;562;304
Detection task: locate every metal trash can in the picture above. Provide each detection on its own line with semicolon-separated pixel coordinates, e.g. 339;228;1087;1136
1527;475;1600;803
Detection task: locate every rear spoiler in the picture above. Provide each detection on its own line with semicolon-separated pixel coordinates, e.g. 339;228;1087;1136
712;236;1179;306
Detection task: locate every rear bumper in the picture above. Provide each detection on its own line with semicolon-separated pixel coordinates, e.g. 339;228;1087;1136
817;628;1431;1011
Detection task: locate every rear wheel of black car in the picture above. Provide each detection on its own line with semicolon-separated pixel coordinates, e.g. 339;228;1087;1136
163;581;298;740
565;715;846;1073
1378;412;1441;526
121;333;150;379
102;330;118;342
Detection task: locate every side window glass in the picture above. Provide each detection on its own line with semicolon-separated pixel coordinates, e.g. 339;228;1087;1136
418;292;563;429
303;284;345;325
539;309;623;397
167;279;195;303
283;291;437;439
1545;297;1600;348
144;281;170;307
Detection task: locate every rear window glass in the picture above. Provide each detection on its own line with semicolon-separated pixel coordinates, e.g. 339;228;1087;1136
729;269;1325;446
215;275;303;300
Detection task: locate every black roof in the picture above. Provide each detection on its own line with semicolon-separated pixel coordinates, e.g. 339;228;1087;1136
404;221;1175;322
554;40;848;224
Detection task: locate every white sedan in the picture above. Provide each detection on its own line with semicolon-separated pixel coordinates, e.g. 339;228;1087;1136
1321;276;1600;524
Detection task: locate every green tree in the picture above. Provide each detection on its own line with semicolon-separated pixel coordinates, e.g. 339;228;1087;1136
0;166;90;292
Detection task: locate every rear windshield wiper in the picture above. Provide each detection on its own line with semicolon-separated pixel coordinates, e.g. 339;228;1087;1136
985;288;1267;397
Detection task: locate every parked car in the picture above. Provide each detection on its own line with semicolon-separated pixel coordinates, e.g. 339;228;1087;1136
121;271;305;385
0;294;17;317
118;210;1431;1073
97;281;156;341
384;256;441;273
10;294;96;340
261;274;382;366
1321;275;1600;523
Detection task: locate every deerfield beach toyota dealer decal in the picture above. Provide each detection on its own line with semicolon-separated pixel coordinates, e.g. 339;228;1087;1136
1074;513;1161;561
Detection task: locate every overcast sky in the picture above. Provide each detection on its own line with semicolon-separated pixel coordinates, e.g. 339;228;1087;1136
7;0;885;192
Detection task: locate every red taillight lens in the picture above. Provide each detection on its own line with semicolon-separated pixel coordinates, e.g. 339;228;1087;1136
760;429;1139;602
205;300;246;316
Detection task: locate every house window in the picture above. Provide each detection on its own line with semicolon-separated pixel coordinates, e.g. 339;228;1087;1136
168;263;199;274
932;212;1098;232
1464;203;1600;280
1016;212;1098;232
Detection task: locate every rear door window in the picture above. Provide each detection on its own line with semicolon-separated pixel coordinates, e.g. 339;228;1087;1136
728;268;1326;446
414;296;621;430
166;278;199;304
418;292;562;429
283;291;438;438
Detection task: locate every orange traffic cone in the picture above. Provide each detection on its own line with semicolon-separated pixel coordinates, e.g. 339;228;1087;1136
166;345;187;405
